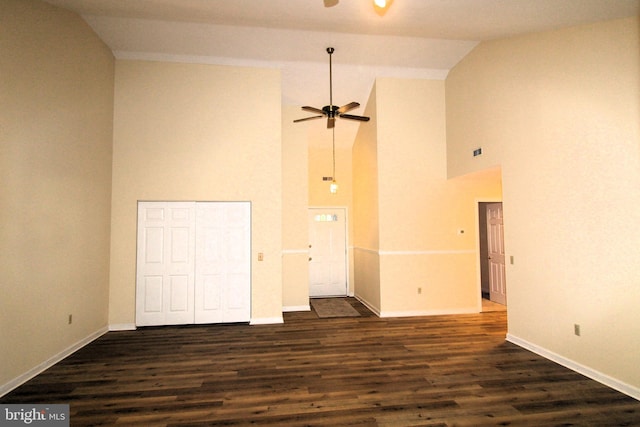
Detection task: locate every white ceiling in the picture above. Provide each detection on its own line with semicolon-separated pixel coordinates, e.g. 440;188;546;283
43;0;640;143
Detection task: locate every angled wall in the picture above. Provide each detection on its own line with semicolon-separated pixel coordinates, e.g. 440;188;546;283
353;84;382;311
353;78;502;316
373;78;501;316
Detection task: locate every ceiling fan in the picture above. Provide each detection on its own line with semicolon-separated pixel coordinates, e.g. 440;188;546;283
293;47;370;129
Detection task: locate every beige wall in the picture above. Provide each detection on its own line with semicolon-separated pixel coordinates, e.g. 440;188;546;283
1;0;114;389
308;146;352;208
446;17;640;391
282;106;310;310
374;78;502;315
352;84;382;310
110;60;283;326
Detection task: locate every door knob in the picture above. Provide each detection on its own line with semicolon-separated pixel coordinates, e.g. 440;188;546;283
309;257;312;261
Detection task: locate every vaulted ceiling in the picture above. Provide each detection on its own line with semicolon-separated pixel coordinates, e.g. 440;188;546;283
43;0;640;142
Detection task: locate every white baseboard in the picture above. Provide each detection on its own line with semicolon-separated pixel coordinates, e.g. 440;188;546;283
282;305;310;312
250;316;284;325
380;307;478;318
354;295;381;317
506;333;640;401
108;323;136;331
0;326;108;398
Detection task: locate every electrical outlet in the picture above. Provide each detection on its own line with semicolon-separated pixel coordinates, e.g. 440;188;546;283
417;287;422;294
258;252;264;261
68;314;73;325
574;324;580;336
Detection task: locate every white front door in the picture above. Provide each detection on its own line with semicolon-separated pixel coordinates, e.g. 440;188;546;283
308;208;347;297
487;202;507;305
136;202;196;326
195;202;251;323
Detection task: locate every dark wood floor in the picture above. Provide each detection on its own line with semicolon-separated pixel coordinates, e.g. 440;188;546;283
3;298;639;426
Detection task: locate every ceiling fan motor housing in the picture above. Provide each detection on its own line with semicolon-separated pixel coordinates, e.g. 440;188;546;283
323;105;339;117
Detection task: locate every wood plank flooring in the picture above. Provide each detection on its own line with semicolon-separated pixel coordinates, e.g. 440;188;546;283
3;298;639;426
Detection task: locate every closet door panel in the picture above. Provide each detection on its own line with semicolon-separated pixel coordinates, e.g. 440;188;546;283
195;202;251;324
136;202;196;326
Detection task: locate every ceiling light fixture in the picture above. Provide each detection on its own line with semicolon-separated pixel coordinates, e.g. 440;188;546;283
373;0;393;15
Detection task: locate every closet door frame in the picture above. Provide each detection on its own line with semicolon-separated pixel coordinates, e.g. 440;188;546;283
135;201;251;327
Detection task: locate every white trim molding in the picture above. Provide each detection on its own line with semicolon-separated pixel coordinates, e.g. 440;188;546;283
507;333;640;401
282;249;308;255
250;316;284;325
282;305;311;312
379;249;476;256
0;327;108;398
109;323;137;331
354;247;476;256
381;307;478;318
353;246;379;255
355;295;381;317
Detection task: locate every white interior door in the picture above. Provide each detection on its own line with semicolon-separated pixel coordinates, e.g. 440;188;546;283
136;202;196;326
487;202;507;305
308;208;347;297
195;202;251;323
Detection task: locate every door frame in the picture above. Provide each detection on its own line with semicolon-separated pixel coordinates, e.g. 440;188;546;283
475;199;506;312
308;206;350;297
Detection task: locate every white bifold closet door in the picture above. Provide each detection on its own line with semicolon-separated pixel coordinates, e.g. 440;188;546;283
194;202;251;324
136;202;195;326
136;201;250;326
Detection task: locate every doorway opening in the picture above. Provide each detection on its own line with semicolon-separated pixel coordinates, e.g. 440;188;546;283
478;201;507;313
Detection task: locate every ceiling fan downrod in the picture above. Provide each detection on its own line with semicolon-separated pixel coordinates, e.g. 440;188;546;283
327;47;334;114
